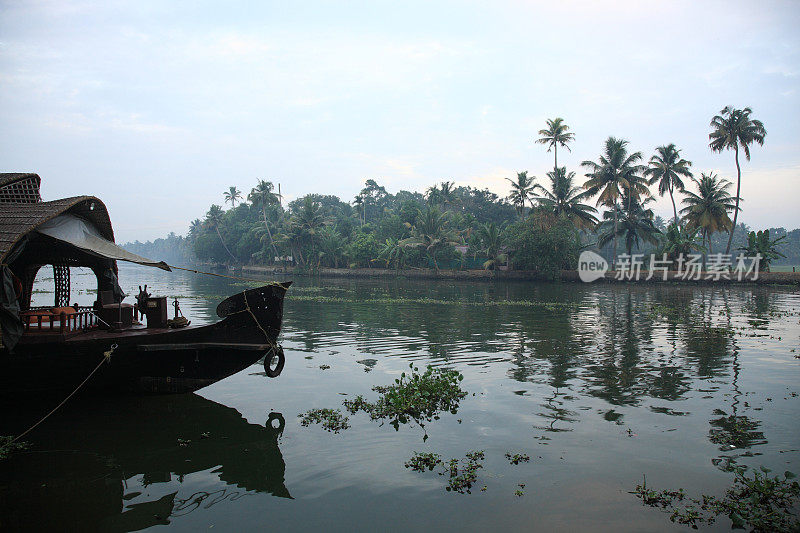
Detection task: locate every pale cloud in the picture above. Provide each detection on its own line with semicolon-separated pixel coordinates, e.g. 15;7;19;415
1;0;799;242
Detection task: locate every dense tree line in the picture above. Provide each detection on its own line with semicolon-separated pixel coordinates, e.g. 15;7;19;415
125;107;797;275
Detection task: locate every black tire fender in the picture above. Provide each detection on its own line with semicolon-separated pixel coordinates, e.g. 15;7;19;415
264;346;285;378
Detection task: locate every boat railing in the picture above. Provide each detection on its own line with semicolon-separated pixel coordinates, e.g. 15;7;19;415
21;306;98;334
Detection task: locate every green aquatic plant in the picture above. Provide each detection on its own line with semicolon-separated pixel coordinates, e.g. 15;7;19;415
0;436;28;460
406;450;486;494
405;452;442;472
633;467;799;531
342;363;467;434
505;452;530;465
298;408;351;433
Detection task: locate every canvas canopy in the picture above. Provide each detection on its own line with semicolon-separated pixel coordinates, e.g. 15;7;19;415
36;214;171;271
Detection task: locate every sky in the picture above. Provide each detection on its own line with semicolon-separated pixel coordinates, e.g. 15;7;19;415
1;0;799;243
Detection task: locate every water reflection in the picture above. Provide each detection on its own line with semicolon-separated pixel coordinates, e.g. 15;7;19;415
0;394;288;531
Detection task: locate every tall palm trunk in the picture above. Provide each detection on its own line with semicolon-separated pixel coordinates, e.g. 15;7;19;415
702;230;707;270
612;205;618;269
261;208;279;260
725;145;741;256
669;184;679;226
215;226;237;263
554;143;558;175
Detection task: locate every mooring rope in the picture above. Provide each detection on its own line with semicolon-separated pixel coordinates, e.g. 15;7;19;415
9;344;117;445
167;264;286;286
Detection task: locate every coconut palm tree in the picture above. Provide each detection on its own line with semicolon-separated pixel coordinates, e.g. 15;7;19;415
536;117;575;174
596;194;661;257
535;167;598;229
680;172;736;256
658;223;704;268
644;143;693;225
293;196;328;256
378;237;406;271
426;183;443;206
317;226;345;268
506;171;536;218
439;181;457;210
708;106;767;255
249;180;281;261
582;137;646;265
205;204;237;262
400;207;460;271
224;186;242;208
476;222;506;271
188;218;202;243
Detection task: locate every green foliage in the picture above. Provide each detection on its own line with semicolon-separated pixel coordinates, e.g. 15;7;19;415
342;363;467;432
633;467;800;532
400;207;461;271
347;230;381;268
298;408;350;433
405;452;442;472
535;166;598;229
0;436;28;460
738;230;786;272
657;223;703;266
405;450;486;494
504;452;530;465
680;172;736;253
506;213;580;278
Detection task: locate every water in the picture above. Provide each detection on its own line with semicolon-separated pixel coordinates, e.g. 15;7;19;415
2;264;799;531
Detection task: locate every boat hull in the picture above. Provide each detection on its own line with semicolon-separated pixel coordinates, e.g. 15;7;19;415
1;283;289;396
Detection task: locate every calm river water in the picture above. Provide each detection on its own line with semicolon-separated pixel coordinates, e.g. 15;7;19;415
1;264;799;531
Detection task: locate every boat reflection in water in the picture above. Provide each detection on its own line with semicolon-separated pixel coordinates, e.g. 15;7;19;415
0;393;289;531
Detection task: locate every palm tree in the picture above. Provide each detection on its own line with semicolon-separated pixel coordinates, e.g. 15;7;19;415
535;167;598;229
476;222;506;271
426;184;443;206
596;194;661;257
644;143;693;225
188;218;202;243
658;223;704;268
536;117;575;174
439;181;457;210
708;106;767;255
378;238;405;271
680;172;736;257
317;226;345;268
400;207;460;271
506;171;536;218
249;180;281;261
292;196;329;265
582;137;646;265
205;204;237;262
224;186;242;208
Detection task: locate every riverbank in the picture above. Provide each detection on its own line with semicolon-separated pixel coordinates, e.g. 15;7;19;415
240;265;800;285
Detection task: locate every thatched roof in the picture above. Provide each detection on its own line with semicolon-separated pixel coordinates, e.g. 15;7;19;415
0;173;40;189
0;196;114;263
0;173;42;203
